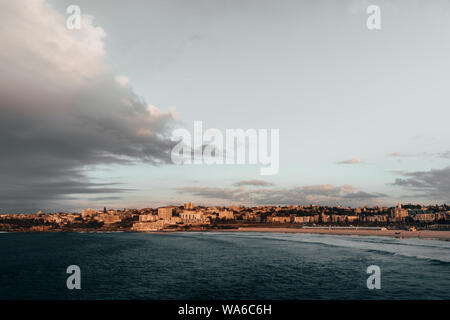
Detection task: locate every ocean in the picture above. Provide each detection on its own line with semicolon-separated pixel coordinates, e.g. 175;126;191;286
0;232;449;300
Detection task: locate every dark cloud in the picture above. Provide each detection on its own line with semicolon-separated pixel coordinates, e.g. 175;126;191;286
87;196;123;202
175;184;385;206
392;166;450;202
0;1;177;210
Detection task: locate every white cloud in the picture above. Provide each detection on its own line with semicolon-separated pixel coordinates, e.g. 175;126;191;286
0;0;108;99
115;76;129;87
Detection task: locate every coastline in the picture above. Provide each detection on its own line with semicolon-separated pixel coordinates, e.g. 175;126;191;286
2;227;450;241
216;227;450;241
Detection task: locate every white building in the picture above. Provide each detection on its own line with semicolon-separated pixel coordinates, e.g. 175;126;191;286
218;210;234;220
139;214;158;222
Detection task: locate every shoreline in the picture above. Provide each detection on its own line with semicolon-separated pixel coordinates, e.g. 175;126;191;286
216;227;450;241
2;227;450;241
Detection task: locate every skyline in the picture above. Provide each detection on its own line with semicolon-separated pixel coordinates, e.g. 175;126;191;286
3;199;450;215
2;0;450;212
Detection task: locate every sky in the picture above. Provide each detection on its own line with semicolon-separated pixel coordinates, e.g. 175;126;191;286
1;0;450;212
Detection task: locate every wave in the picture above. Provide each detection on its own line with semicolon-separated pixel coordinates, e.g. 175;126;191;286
202;232;450;263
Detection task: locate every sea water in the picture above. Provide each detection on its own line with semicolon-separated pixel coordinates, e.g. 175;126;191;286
0;232;448;299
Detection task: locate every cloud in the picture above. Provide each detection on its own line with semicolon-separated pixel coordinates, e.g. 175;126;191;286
437;150;450;159
114;76;130;87
347;0;370;15
175;184;385;206
387;151;434;158
335;158;364;164
87;196;123;202
391;166;450;202
341;191;386;199
233;180;274;187
0;0;178;210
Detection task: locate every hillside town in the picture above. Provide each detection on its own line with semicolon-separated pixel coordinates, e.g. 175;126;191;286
0;202;449;232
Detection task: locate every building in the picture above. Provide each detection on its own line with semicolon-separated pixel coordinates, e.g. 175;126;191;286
180;211;210;225
331;215;346;223
103;215;122;224
158;207;173;219
243;213;261;222
139;214;158;222
132;220;166;231
81;208;96;218
184;202;194;210
94;214;122;224
391;202;409;219
294;216;310;223
132;217;187;231
218;210;234;220
270;216;291;223
180;210;203;221
412;213;435;222
365;215;388;223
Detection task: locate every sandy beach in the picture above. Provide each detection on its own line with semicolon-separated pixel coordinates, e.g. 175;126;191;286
218;227;450;241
